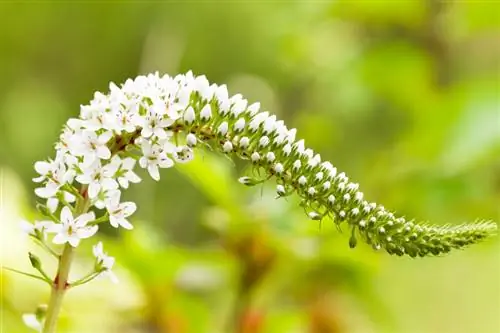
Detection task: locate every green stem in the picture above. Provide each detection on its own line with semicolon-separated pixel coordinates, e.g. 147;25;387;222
70;272;99;288
42;244;74;333
42;186;89;333
2;267;51;285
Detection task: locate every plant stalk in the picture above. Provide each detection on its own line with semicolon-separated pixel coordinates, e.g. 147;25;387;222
42;244;74;333
42;186;89;333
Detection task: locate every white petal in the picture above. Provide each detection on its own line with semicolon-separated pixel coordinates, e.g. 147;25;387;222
183;106;195;123
88;181;101;199
101;178;119;191
118;177;129;189
139;156;148;169
96;146;111;160
121;202;137;217
34;161;52;175
68;236;81;247
109;216;119;228
47;197;59;213
121;157;136;170
93;241;103;257
148;165;160;181
75;211;96;226
118;218;133;230
60;206;73;225
20;220;35;235
34;186;57;199
126;171;141;183
52;233;68;244
98;131;112;144
141;127;153;138
77;225;98;239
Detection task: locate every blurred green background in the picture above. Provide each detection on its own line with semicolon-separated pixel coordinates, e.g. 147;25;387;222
0;1;499;333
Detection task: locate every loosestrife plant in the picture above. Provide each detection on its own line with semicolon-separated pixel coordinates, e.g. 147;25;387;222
11;72;496;332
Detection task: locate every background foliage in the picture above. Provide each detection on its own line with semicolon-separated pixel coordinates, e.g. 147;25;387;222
0;2;498;333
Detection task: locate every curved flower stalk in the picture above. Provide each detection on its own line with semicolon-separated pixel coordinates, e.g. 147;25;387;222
15;72;496;332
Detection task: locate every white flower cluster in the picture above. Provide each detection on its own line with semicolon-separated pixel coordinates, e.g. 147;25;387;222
24;70;497;273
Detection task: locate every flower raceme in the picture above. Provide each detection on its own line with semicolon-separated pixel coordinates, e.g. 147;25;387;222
28;71;496;266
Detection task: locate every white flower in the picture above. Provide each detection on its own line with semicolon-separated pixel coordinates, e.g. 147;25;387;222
276;184;285;195
93;189;120;210
183;106;196;124
22;313;42;332
173;146;194;163
70;130;112;165
186;133;197;147
217;122;228;136
47;207;97;247
105;193;136;229
239;137;250;149
234;118;245;132
251;152;260;162
76;161;119;199
107;156;141;189
259;136;269;148
139;110;174;139
33;158;73;199
93;242;118;283
46;191;76;213
113;109;138;133
200;104;212;121
222;141;233;153
247;102;260;116
139;141;174;180
20;220;54;240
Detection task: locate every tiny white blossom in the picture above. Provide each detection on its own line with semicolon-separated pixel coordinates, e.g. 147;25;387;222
93;242;118;283
308;212;321;220
20;220;54;240
298;176;307;186
76;161;119;199
274;163;284;174
251;152;260;162
105;193;136;230
47;207;97;247
322;181;331;191
328;195;335;204
173;146;194;163
222;141;233;153
293;160;301;170
239;137;250;149
183;106;196;124
186;133;197;147
217;122;228;136
283;144;292;156
200;104;212;121
276;184;285;195
234;118;246;132
266;152;275;162
247;102;260;116
139;111;174;139
111;156;141;189
70;130;112;165
263;115;276;134
259;136;269;148
139;141;174;181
